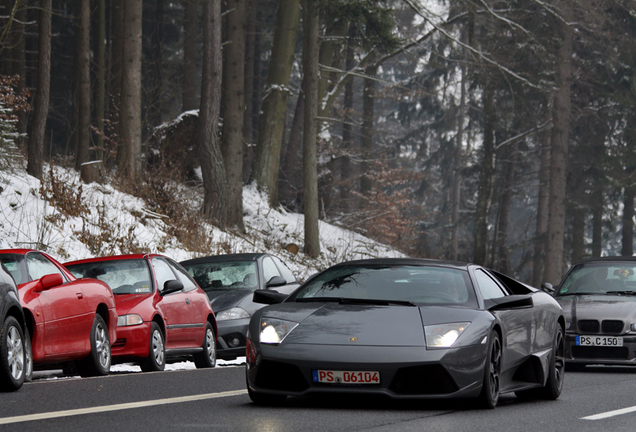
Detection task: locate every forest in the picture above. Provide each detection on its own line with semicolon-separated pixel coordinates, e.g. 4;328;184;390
0;0;635;286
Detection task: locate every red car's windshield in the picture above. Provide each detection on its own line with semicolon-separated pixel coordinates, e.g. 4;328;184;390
66;259;153;294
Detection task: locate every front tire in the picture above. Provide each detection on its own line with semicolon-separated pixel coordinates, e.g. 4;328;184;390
477;331;501;409
24;328;33;382
0;316;25;391
140;322;165;372
194;322;216;368
77;315;111;377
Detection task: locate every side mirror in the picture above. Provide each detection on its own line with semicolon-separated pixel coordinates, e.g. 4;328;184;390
541;282;555;295
485;294;533;311
162;279;183;296
253;289;288;305
40;273;64;291
266;276;287;288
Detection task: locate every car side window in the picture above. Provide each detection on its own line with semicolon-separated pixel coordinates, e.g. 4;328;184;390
475;270;508;300
26;253;66;282
152;257;178;293
262;257;281;283
272;256;297;283
167;259;197;292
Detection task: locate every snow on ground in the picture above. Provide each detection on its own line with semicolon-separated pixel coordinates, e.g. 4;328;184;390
1;162;404;376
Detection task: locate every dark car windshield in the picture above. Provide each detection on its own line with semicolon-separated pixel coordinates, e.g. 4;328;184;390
288;265;478;307
182;261;258;291
66;259;153;294
556;262;636;296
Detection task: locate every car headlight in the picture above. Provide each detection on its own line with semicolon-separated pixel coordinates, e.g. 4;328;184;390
425;322;471;348
117;314;143;327
260;317;298;344
216;307;250;321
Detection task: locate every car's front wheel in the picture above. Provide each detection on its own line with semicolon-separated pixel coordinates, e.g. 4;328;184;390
0;316;25;391
194;322;216;368
77;314;111;377
477;331;501;409
141;322;165;372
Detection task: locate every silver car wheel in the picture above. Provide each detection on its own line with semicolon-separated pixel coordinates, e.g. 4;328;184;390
151;329;165;366
205;328;215;364
95;321;110;370
6;325;24;381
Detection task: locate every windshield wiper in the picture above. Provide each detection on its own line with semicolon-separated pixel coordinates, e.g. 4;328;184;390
606;291;636;296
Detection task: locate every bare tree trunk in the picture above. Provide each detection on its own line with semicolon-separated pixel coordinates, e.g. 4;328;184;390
75;0;91;171
302;0;320;258
198;0;227;227
622;186;635;256
118;0;143;180
27;0;52;179
96;0;106;161
450;58;466;261
148;0;165;129
182;0;199;112
279;85;304;207
591;181;603;257
532;131;551;286
339;35;355;213
111;0;124;168
10;0;28;148
495;142;517;274
221;0;246;230
473;83;496;266
360;63;378;196
252;0;300;207
544;0;573;284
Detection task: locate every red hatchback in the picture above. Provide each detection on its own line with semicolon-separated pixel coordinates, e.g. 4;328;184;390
0;249;117;378
65;254;217;371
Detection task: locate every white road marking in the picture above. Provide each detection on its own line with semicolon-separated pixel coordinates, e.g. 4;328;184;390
582;405;636;420
0;389;248;425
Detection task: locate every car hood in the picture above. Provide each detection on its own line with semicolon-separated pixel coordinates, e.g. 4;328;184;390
557;294;636;321
260;303;483;347
114;294;153;316
206;288;254;312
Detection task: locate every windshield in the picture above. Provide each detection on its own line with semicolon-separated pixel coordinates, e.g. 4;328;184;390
66;259;153;294
182;261;258;291
288;265;478;307
557;262;636;296
0;254;27;285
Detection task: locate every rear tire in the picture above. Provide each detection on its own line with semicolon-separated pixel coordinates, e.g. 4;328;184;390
477;331;501;409
77;315;111;377
0;316;25;391
194;322;216;368
140;322;165;372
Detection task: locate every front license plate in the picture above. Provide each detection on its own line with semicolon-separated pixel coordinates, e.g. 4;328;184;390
312;370;380;384
576;335;623;347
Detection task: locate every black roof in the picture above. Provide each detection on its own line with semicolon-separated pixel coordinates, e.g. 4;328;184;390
572;256;636;265
180;253;267;266
330;257;471;270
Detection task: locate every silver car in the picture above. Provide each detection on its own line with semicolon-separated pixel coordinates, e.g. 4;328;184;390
551;256;636;370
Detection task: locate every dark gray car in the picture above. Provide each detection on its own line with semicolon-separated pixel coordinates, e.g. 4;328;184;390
246;258;565;408
0;264;27;391
181;253;299;360
551;256;636;370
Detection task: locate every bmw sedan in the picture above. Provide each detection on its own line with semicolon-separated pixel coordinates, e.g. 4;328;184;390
246;258;565;408
181;253;299;360
0;249;117;378
65;254;217;371
550;256;636;370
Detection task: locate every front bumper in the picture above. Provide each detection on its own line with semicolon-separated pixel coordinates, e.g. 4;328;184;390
110;322;151;362
246;340;487;399
215;318;250;360
564;333;636;365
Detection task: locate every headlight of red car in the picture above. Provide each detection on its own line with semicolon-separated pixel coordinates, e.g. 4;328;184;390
117;314;143;327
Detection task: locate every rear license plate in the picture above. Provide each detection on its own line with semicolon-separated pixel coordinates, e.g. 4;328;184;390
312;370;380;384
576;335;623;346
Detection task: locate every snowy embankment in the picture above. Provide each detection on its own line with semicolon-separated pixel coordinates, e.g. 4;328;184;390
1;164;404;375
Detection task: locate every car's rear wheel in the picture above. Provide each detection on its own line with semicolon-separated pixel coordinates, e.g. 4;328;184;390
516;325;565;400
194;322;216;368
141;322;165;372
77;315;111;377
24;328;33;382
0;316;25;391
477;331;501;409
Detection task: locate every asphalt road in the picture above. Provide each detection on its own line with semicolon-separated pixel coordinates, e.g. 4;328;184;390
1;365;636;432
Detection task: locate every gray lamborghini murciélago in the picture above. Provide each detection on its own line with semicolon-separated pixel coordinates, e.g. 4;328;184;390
245;258;565;408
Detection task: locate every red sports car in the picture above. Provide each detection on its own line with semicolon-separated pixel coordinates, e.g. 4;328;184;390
0;249;117;378
65;254;217;371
